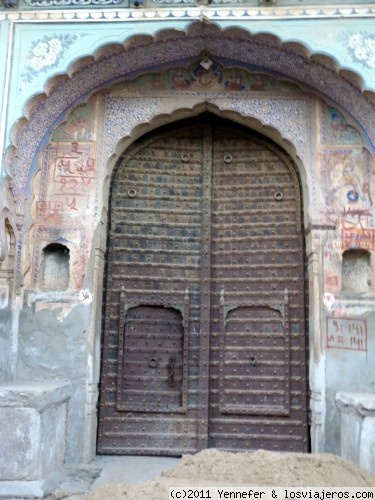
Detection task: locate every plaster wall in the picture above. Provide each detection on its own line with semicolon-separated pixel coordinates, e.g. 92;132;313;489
16;304;90;462
325;325;375;454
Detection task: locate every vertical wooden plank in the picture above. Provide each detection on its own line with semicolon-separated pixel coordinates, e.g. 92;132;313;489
197;123;213;450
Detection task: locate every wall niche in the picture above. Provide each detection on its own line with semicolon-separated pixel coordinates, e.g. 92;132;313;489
341;249;372;295
41;243;70;290
0;219;15;277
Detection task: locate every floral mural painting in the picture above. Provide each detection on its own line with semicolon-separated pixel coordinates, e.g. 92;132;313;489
20;33;82;89
346;32;375;70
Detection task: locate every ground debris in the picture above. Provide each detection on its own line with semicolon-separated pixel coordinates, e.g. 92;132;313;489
84;450;375;499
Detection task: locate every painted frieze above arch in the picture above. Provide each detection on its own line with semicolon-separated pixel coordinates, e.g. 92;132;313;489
321;104;363;146
109;62;303;96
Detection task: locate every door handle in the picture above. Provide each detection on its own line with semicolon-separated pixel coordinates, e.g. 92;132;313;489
148;357;158;368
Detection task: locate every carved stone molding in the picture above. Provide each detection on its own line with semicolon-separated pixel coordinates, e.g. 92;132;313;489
1;5;375;20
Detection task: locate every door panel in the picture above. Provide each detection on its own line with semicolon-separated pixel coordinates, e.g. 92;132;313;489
98;124;205;455
208;123;307;451
116;305;186;412
218;305;290;416
98;116;308;455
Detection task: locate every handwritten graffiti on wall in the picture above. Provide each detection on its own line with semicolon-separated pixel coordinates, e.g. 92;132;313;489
32;100;98;229
36;101;98;226
53;141;96;193
35;141;96;226
29;99;98;290
326;317;367;352
342;227;374;250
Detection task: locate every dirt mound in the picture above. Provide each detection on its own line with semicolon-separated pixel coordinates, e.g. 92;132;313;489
87;450;375;500
163;449;375;486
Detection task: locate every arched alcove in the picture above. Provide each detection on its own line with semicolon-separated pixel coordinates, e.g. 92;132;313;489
0;219;15;276
0;218;16;308
342;249;372;295
41;243;70;290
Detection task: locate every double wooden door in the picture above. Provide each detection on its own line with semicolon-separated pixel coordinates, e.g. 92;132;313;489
98;115;308;455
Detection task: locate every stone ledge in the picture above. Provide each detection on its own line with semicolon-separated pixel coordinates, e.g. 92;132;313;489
336;392;375;416
0;381;71;497
336;391;375;474
0;380;70;410
0;479;46;498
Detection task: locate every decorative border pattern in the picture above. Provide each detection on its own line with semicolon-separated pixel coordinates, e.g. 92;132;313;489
24;0;123;6
104;95;313;165
1;5;375;21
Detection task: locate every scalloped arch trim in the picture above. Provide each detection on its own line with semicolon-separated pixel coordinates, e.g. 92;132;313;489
6;21;375;211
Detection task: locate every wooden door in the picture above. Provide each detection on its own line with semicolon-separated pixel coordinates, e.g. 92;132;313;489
97;115;308;455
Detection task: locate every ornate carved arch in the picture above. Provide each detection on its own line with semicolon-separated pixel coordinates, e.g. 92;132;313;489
5;21;375;214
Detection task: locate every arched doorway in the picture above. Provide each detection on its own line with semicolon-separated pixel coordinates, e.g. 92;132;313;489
98;113;308;455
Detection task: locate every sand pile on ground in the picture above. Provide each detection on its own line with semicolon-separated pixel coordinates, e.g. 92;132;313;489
87;449;375;500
